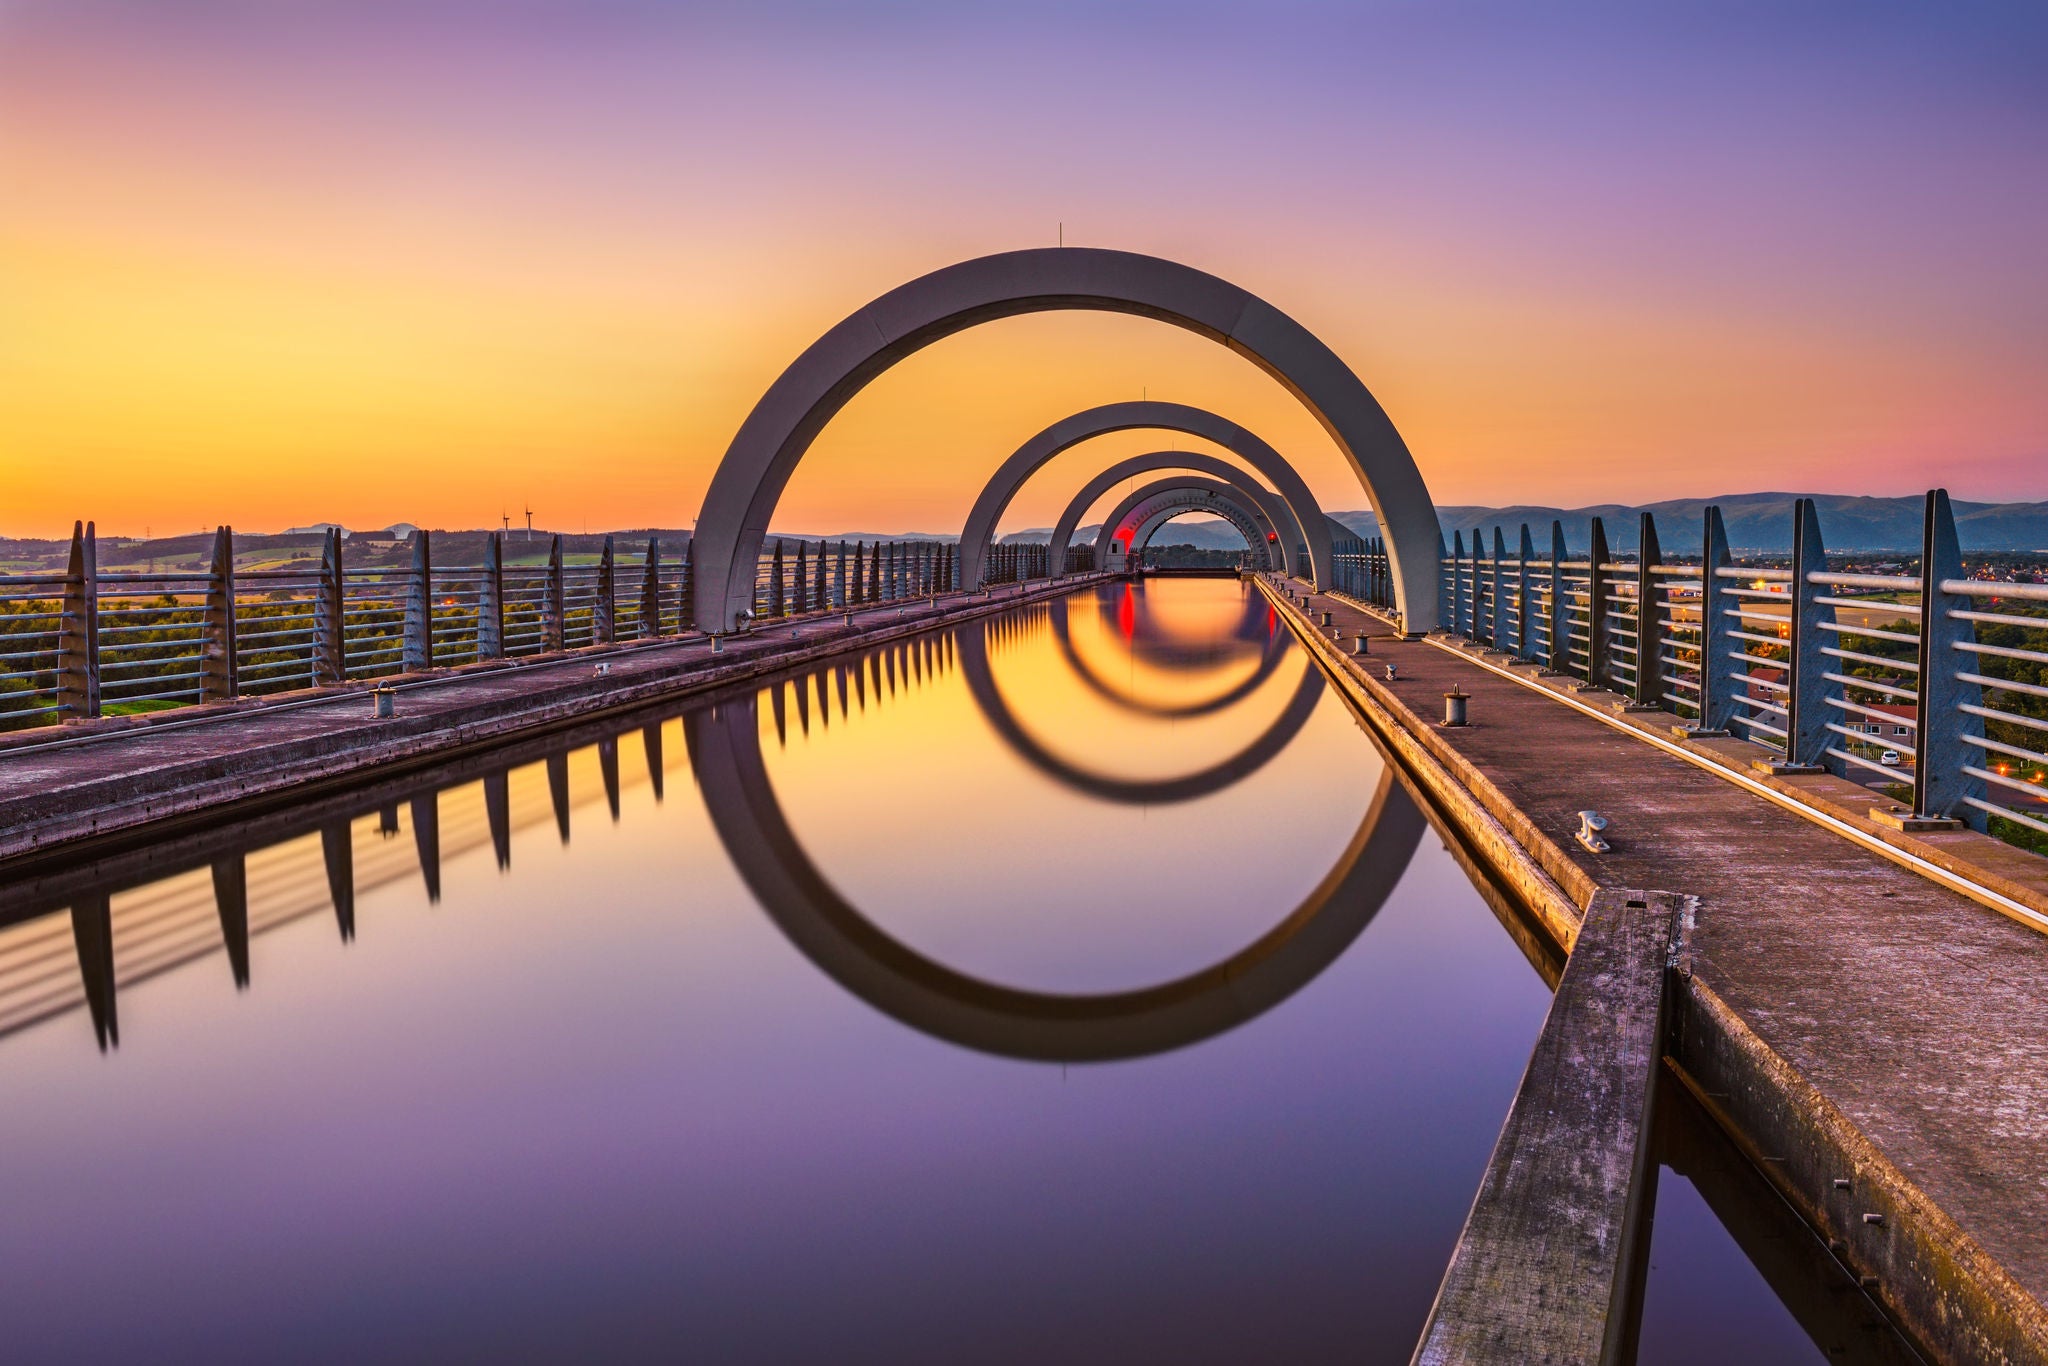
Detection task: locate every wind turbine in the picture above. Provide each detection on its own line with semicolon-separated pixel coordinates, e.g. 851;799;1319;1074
523;504;534;542
500;510;511;534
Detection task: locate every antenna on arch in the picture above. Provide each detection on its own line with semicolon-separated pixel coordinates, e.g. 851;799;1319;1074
1058;221;1063;248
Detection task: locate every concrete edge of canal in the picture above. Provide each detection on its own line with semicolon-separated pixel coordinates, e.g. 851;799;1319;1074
1253;571;2048;1366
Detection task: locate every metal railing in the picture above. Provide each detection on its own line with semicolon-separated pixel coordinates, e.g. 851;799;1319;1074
1425;492;2048;845
0;525;697;727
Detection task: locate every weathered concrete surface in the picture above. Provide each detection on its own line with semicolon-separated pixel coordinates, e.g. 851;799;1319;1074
1413;889;1685;1366
1259;576;2048;1364
0;579;1095;869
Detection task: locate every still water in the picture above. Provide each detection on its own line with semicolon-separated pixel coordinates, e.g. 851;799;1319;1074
0;579;1872;1362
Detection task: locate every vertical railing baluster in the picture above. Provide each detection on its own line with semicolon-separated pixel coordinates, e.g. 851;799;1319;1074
315;527;346;685
1515;524;1533;660
1547;522;1567;672
1914;489;1986;826
544;534;565;652
402;529;433;674
203;525;239;701
596;535;616;643
640;538;662;639
1786;498;1834;769
1491;527;1510;648
1636;512;1663;707
1698;506;1735;733
56;520;101;722
1587;517;1610;689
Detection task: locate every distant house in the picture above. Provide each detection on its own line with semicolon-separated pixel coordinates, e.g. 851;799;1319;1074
1843;702;1914;740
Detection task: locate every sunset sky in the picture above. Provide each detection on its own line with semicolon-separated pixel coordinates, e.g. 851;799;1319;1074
3;1;2045;540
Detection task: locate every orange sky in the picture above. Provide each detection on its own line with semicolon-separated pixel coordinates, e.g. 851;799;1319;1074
4;4;2044;540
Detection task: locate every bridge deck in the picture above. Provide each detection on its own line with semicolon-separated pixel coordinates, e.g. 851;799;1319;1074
1266;578;2048;1361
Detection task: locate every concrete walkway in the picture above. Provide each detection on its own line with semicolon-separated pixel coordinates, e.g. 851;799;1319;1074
1262;576;2048;1364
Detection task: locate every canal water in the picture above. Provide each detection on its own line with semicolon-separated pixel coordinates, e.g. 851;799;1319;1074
0;578;1881;1362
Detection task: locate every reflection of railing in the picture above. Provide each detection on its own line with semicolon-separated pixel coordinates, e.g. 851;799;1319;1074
0;524;697;727
1425;491;2048;846
748;539;961;618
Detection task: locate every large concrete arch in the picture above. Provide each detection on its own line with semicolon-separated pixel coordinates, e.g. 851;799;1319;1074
1131;501;1257;558
686;685;1426;1062
1093;477;1265;570
958;401;1329;588
691;248;1439;634
1046;449;1295;576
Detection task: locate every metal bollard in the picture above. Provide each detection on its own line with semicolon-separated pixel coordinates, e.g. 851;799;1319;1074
1576;811;1610;853
1442;688;1469;726
711;634;724;654
371;684;396;719
1352;633;1369;656
1384;662;1398;681
1320;610;1332;627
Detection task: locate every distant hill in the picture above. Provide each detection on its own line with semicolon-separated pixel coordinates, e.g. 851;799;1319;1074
1328;493;2048;554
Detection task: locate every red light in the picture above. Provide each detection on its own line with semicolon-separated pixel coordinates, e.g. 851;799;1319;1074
1117;584;1136;638
1267;532;1278;542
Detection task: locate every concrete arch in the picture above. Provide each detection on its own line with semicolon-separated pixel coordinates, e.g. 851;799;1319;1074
691;248;1438;634
958;401;1328;587
1093;477;1265;570
1133;503;1254;558
1046;449;1295;576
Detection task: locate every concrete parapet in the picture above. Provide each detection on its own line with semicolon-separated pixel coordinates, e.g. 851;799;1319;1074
1412;889;1688;1365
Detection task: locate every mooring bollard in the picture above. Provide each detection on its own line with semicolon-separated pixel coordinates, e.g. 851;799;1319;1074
1320;610;1332;627
1443;687;1469;727
1352;633;1369;655
1576;810;1611;853
711;634;724;654
1385;662;1398;681
370;684;396;719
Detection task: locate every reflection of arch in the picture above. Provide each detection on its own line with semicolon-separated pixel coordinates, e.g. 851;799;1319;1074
1046;449;1295;576
686;685;1426;1062
958;617;1324;805
958;401;1329;588
1048;590;1289;721
690;249;1440;633
1094;478;1265;569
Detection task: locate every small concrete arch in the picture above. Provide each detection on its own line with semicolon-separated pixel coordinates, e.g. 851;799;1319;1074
690;248;1439;634
957;400;1330;588
1046;449;1295;577
1094;477;1266;571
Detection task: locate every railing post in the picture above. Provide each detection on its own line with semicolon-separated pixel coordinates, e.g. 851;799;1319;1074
640;538;662;639
478;531;505;658
1587;516;1611;688
314;527;346;685
1450;531;1466;634
769;539;786;617
202;525;239;702
680;537;696;632
794;541;810;614
1516;525;1534;661
1697;506;1736;733
595;535;616;644
814;540;828;608
1636;511;1663;707
56;519;101;722
1786;498;1834;769
1914;489;1986;826
1491;527;1510;649
1547;521;1568;671
544;534;565;652
402;529;433;673
833;541;847;609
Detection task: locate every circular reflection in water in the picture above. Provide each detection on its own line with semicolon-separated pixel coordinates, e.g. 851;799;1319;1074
1049;588;1289;721
686;612;1427;1063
